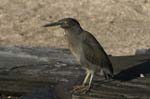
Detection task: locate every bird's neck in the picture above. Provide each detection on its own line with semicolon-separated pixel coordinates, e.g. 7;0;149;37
64;26;83;49
65;26;83;35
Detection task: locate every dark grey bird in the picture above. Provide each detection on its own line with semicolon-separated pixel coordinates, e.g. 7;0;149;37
43;18;113;93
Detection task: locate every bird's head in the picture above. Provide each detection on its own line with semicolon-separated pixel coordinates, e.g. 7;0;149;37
43;18;81;29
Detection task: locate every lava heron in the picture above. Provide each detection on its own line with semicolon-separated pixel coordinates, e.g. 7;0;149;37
43;18;113;93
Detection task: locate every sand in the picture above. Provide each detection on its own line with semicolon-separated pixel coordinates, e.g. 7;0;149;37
0;0;150;55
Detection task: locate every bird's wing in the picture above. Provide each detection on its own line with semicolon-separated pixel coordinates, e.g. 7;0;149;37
81;32;110;66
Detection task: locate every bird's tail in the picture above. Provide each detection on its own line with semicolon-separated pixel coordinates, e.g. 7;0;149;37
102;60;114;79
102;67;113;79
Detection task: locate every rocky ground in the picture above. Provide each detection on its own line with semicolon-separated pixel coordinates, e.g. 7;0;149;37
0;0;150;55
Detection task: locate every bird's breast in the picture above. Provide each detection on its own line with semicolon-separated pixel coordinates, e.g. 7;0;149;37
65;32;82;63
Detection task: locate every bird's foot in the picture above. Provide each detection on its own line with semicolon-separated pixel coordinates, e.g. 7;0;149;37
71;85;90;94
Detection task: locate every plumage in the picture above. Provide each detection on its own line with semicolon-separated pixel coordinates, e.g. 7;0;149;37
81;31;113;78
43;18;114;93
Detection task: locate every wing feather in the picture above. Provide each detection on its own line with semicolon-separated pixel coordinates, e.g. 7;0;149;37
81;32;111;67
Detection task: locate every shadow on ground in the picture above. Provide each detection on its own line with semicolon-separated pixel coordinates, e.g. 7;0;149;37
114;61;150;81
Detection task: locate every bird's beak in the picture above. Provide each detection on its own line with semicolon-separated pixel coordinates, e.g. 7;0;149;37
42;21;62;27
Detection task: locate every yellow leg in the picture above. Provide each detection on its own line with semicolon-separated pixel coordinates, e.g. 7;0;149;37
83;71;91;85
88;72;94;87
72;70;94;94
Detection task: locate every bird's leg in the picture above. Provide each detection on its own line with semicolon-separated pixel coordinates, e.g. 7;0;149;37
72;71;94;94
83;70;91;85
88;71;94;87
75;71;94;94
72;70;90;90
72;70;92;94
81;71;94;91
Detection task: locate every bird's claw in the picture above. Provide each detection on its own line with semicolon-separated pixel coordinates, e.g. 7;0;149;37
71;85;90;94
